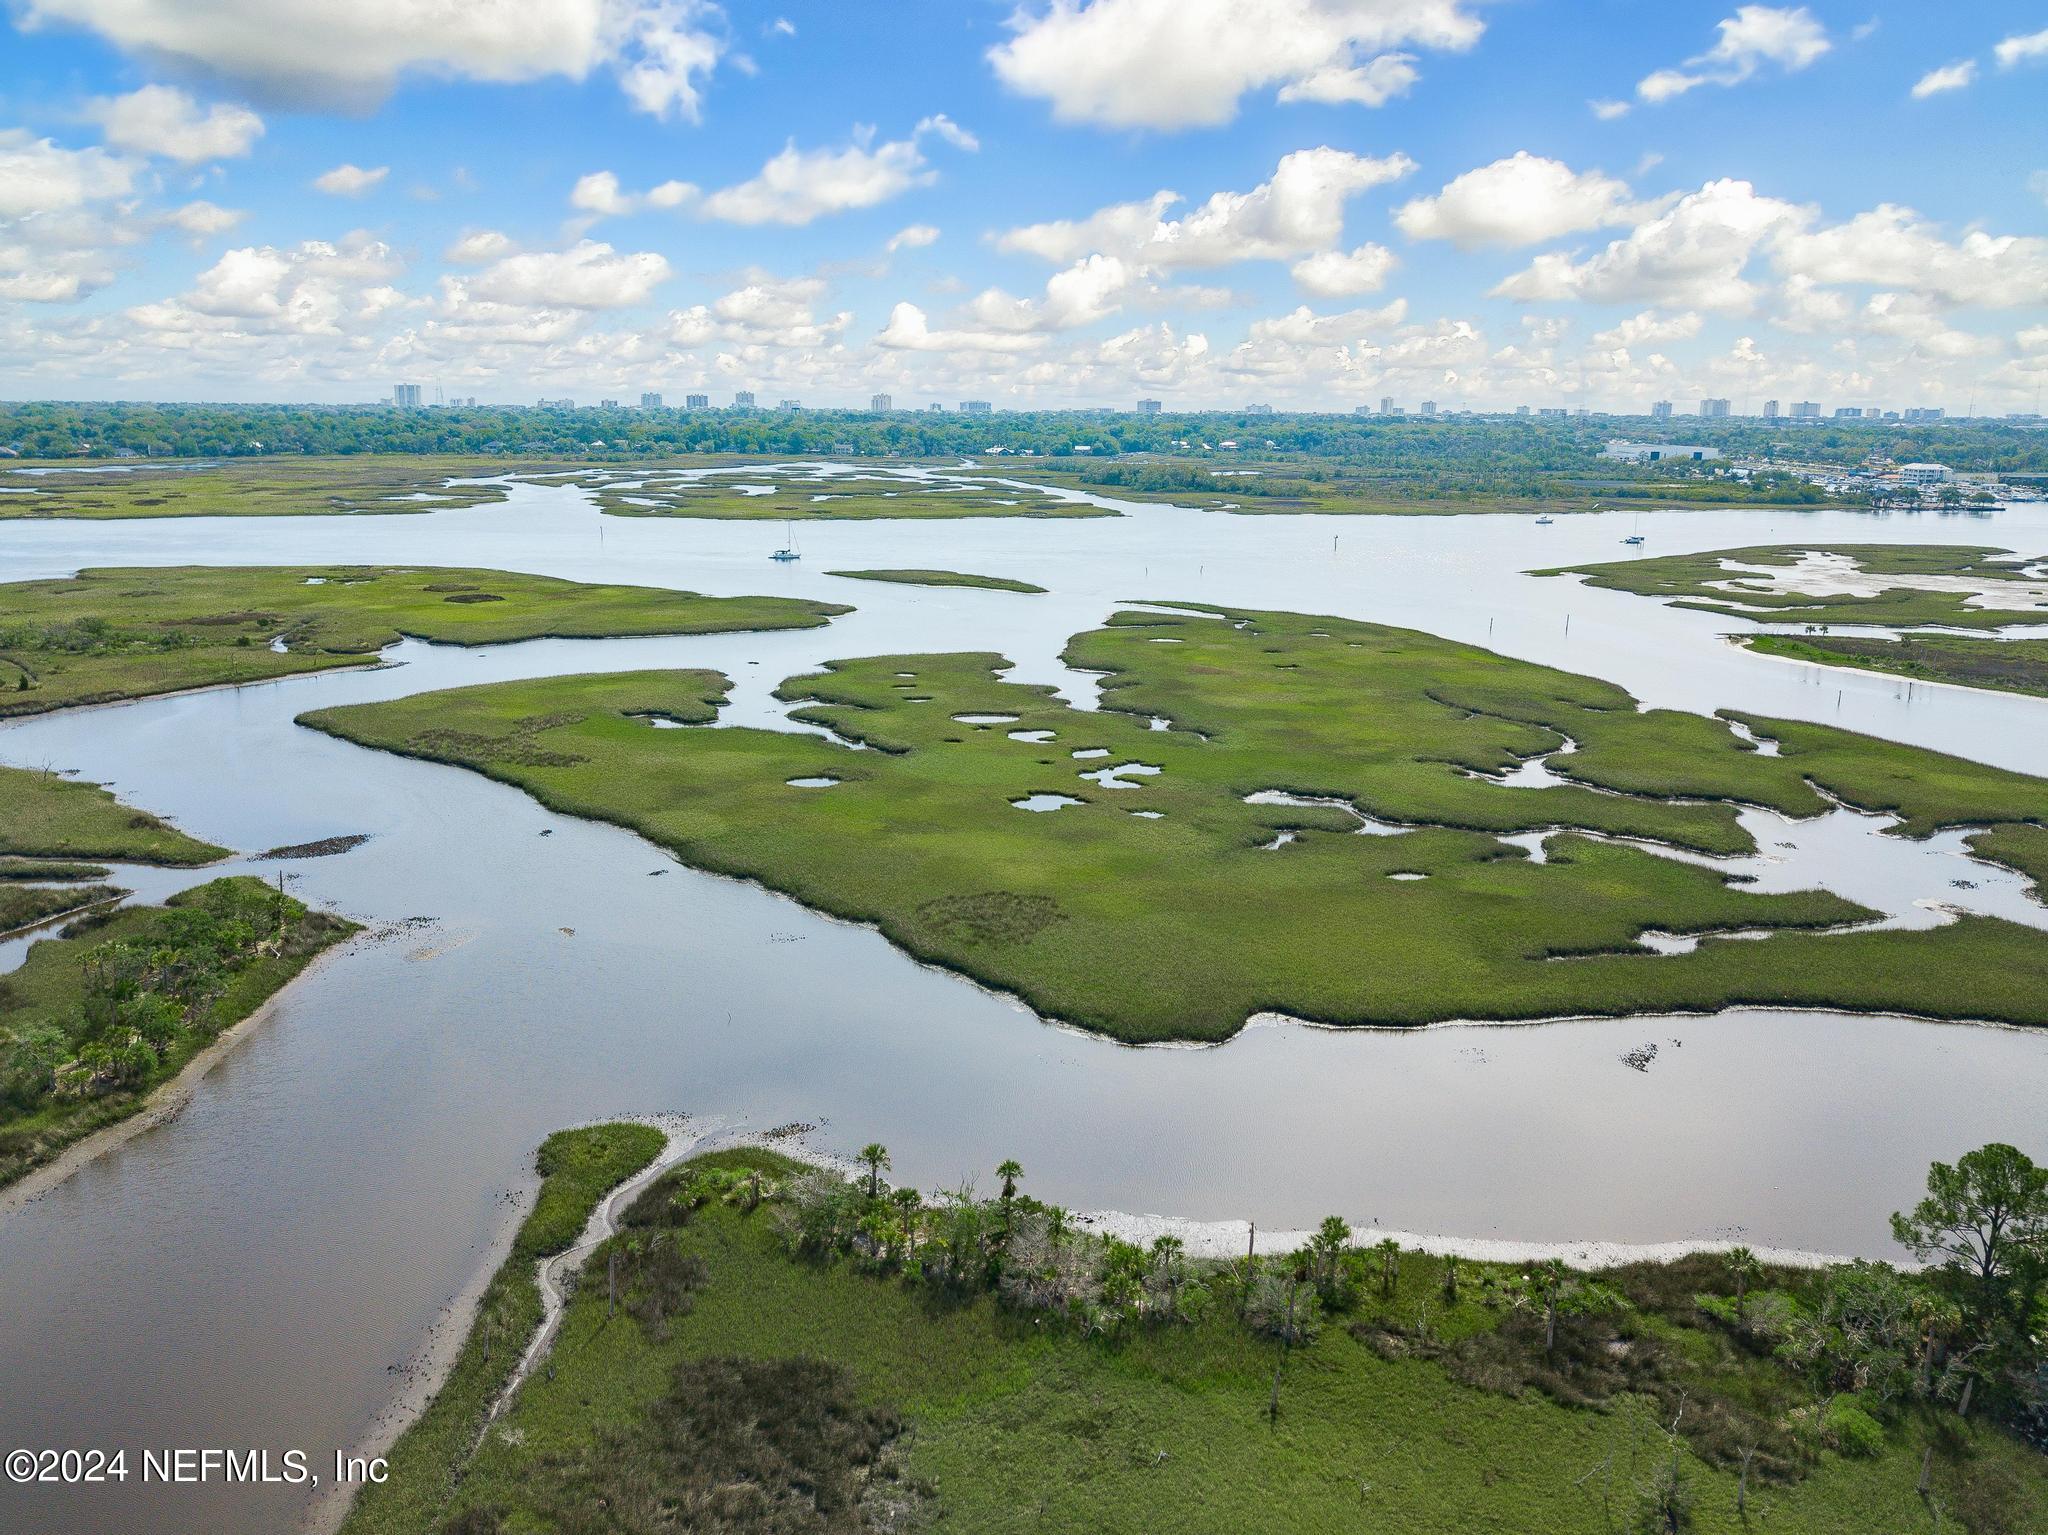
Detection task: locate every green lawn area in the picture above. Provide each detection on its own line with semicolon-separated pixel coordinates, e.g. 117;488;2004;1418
360;1142;2046;1535
827;568;1047;594
0;456;540;518
0;761;225;862
303;604;2048;1043
587;470;1108;520
0;876;357;1186
0;564;849;719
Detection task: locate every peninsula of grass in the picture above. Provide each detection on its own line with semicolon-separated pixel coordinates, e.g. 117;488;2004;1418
589;470;1105;520
0;565;849;719
360;1139;2046;1535
304;605;2048;1043
1746;633;2048;699
0;881;122;935
0;761;224;862
827;567;1047;593
339;1122;666;1535
1548;544;2048;697
0;456;538;519
0;876;357;1187
1548;544;2048;630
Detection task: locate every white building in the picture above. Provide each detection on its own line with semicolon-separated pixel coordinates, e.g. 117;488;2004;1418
1897;462;1952;486
1699;398;1731;418
1603;440;1722;464
685;393;708;409
1136;398;1161;414
870;393;893;412
392;383;422;408
640;392;663;409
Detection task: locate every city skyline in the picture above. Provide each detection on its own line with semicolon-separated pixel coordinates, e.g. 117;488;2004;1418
0;3;2044;412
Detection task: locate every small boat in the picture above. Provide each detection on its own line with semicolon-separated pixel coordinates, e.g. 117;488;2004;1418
770;520;800;561
1622;534;1645;545
1535;515;1554;526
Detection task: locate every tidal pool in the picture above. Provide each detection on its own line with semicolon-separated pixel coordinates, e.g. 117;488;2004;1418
1;476;2046;1534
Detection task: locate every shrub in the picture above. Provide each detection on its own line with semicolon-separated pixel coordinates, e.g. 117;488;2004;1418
1823;1396;1887;1458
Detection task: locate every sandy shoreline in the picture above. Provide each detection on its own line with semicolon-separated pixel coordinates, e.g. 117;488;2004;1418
0;937;357;1221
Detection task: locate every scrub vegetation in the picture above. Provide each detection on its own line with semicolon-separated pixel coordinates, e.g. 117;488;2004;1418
0;761;224;863
304;605;2048;1044
826;568;1047;593
0;876;356;1186
0;456;526;518
1550;544;2048;698
0;564;848;719
365;1138;2048;1535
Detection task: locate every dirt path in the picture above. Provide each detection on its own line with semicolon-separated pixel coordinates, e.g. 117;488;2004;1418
485;1113;715;1426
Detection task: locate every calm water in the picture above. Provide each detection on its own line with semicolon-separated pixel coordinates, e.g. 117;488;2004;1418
3;479;2047;1533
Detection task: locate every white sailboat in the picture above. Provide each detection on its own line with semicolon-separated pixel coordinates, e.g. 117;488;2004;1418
770;520;800;561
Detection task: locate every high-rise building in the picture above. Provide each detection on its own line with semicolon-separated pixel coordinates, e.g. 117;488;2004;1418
537;396;574;408
1699;398;1730;418
1244;403;1274;415
1419;400;1437;416
393;383;422;408
733;390;756;408
1380;396;1396;415
599;398;620;409
870;392;893;412
1762;399;1780;421
1903;407;1945;423
1515;405;1531;416
640;392;663;409
1136;398;1161;414
1791;400;1822;419
959;399;992;415
778;398;802;410
1650;400;1672;420
1833;406;1863;419
685;393;708;409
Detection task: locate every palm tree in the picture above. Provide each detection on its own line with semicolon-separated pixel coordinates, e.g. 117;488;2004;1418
1536;1259;1568;1356
1726;1246;1762;1321
889;1186;922;1258
1440;1252;1461;1304
1375;1237;1401;1300
1308;1215;1349;1295
996;1159;1023;1202
859;1142;890;1199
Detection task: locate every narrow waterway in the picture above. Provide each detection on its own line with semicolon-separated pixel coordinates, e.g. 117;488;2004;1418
2;476;2046;1534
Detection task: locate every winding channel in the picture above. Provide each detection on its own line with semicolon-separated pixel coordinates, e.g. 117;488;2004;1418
2;475;2047;1534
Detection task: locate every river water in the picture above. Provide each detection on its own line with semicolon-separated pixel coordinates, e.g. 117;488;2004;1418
2;477;2047;1533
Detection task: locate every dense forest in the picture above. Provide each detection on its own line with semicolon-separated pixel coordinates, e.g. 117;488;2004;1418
2;400;2043;475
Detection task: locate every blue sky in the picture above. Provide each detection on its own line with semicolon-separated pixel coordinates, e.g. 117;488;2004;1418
0;1;2044;411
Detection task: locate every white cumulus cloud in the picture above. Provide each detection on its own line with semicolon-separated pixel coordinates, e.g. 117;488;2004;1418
313;163;389;197
468;240;671;309
1995;27;2048;69
987;0;1481;129
1395;153;1647;248
1637;5;1830;104
87;85;264;164
1910;61;1976;99
700;118;973;226
1291;243;1396;296
876;300;1046;353
20;0;731;120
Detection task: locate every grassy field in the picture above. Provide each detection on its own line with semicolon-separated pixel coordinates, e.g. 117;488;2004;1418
303;604;2048;1043
0;880;121;935
0;876;357;1186
585;470;1107;520
1550;544;2047;630
366;1141;2045;1535
1746;633;2048;698
0;456;536;518
1549;544;2048;698
827;568;1048;593
0;761;224;862
0;564;848;719
339;1123;667;1535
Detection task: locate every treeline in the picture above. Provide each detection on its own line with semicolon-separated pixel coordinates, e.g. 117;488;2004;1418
2;401;2043;474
